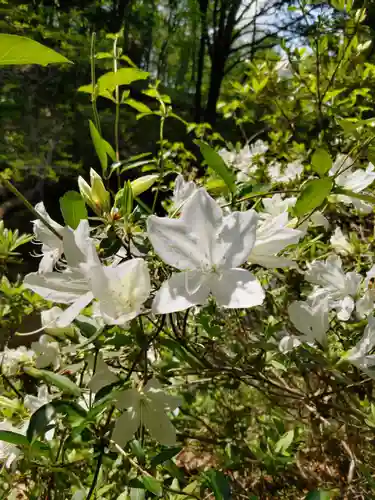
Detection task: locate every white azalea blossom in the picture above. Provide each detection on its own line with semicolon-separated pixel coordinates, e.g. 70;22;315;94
171;174;198;212
112;378;182;447
279;299;329;352
0;347;34;376
24;220;95;328
305;255;361;321
249;212;304;268
147;188;265;313
347;316;375;378
31;334;60;369
268;160;303;183
41;306;75;337
260;194;297;220
329;155;375;213
356;265;375;318
330;227;354;255
82;245;151;325
33;202;64;273
219;140;268;182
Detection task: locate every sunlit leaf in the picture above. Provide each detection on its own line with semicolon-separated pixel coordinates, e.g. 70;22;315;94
0;34;72;66
274;429;294;453
195;140;235;193
89;120;108;173
97;68;149;94
311;148;332;176
294;178;333;217
124;98;152;114
24;367;81;397
141;476;162;497
59;191;88;229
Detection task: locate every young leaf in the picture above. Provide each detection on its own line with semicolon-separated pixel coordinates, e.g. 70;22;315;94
124;98;152;114
0;430;29;447
203;469;231;500
0;34;72;66
311;148;332;176
274;429;294;454
59;191;88;229
97;68;149;94
89;120;108;173
131;175;158;197
195;140;235;193
294;178;333;217
141;476;162;497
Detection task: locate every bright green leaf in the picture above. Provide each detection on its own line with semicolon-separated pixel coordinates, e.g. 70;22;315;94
141;476;162;497
274;429;294;454
97;68;149;94
131;174;158;197
0;34;72;66
59;191;88;229
311;148;332;176
89;120;108;173
195;140;235;193
294;178;333;217
124;98;152;114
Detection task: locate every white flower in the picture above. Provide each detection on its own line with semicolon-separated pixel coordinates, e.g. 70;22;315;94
0;347;34;376
275;57;293;79
330;155;375;213
260;194;297;220
356;265;375;318
87;354;119;393
147;188;265;313
310;211;330;230
171;174;197;212
249;212;304;268
279;299;329;352
305;255;361;321
268;160;303;183
0;421;26;469
24;220;95;327
330;227;353;255
41;306;75;337
31;335;60;369
220;141;268;182
347;316;375;378
82;246;151;325
112;378;182;447
33;202;64;273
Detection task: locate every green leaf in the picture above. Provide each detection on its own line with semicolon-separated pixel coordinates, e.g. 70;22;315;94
0;34;72;66
130;489;145;500
0;430;49;454
150;447;182;468
305;490;332;500
141;476;162;497
24;367;81;397
274;429;294;454
0;430;30;447
311;148;332;176
195;140;235;193
89;120;108;173
124;98;152;114
97;68;149;94
59;191;88;229
294;178;333;217
203;469;231;500
27;403;56;441
102;139;117;162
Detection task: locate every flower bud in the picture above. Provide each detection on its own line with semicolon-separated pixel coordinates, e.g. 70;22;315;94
131;174;158;197
90;169;111;213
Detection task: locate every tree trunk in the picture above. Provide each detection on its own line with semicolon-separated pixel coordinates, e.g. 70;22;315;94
204;55;225;124
194;0;208;122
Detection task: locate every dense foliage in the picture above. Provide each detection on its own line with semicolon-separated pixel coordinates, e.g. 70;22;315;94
3;0;375;499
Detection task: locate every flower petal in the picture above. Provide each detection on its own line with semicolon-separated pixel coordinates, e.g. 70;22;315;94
24;271;90;303
147;216;207;270
142;405;178;446
55;291;94;327
152;272;210;314
213;209;258;268
210;268;265;308
336;295;355;321
112;409;140;448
